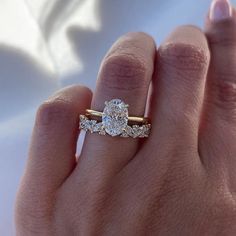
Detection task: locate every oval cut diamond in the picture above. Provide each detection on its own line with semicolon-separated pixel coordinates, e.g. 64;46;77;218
102;99;128;136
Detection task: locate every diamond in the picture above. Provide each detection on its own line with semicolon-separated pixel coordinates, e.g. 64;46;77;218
99;128;106;136
79;115;88;129
130;125;143;138
121;126;132;138
102;99;128;137
140;124;151;138
93;122;106;135
80;115;97;132
86;120;97;133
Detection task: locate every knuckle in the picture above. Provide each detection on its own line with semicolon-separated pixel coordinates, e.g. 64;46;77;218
207;20;236;47
100;53;148;91
36;99;73;127
159;43;209;74
211;76;236;115
210;33;236;47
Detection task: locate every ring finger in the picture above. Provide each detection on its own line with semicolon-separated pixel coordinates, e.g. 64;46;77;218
74;32;156;179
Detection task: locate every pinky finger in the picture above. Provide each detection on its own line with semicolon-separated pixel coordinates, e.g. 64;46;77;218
15;85;92;233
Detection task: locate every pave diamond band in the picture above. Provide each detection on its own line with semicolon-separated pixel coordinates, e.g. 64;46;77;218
79;99;151;138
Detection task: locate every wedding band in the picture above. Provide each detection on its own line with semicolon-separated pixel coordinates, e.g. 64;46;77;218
79;99;151;138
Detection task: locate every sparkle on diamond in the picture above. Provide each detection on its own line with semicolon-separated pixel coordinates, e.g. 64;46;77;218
102;99;128;137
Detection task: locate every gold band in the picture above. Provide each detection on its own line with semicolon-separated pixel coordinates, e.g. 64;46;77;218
86;109;149;124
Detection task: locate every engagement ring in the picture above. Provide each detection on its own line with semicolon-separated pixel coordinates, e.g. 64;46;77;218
79;99;151;138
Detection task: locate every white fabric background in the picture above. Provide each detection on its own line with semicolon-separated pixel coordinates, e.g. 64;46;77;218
0;0;233;235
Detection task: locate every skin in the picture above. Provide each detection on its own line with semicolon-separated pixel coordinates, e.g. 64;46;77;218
15;6;236;236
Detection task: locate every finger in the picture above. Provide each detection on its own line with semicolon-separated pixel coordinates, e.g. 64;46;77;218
16;86;92;211
76;32;156;179
139;26;210;168
201;0;236;170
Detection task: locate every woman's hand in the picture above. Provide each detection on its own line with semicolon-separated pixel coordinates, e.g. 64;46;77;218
15;0;236;235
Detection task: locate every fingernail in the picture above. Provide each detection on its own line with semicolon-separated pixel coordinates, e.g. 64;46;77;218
210;0;232;22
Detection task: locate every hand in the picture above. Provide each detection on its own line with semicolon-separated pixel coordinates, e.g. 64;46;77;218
15;0;236;235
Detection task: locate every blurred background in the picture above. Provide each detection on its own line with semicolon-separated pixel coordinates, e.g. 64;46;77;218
0;0;233;235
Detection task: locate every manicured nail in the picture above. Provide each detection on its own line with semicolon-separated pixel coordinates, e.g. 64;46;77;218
210;0;232;22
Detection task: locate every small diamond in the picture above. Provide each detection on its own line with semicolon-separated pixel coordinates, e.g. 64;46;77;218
87;120;97;133
93;122;102;132
93;122;106;135
121;126;132;138
99;129;106;136
79;115;88;129
139;125;151;138
124;125;136;138
131;125;143;138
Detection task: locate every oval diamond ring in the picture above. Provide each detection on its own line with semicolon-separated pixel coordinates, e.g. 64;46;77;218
79;99;151;138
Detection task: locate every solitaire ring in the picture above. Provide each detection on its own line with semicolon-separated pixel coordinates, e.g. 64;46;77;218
79;99;151;138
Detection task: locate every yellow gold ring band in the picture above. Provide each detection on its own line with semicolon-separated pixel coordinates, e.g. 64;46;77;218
86;109;149;124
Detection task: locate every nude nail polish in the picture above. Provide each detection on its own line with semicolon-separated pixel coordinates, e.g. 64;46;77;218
210;0;232;22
